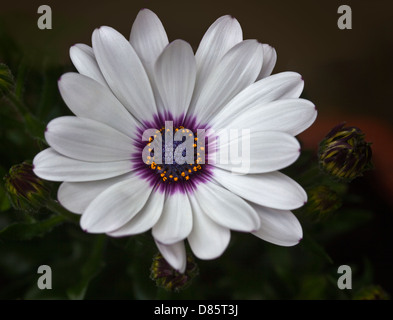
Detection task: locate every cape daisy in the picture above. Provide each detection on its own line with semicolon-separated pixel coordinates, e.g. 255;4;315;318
33;9;317;272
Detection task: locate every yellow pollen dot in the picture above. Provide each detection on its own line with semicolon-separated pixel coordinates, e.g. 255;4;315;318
161;173;165;177
174;177;178;181
200;147;205;151
194;137;198;141
189;133;193;137
169;175;173;179
193;144;197;148
163;177;167;182
185;176;190;181
181;172;185;177
157;166;162;170
193;166;197;172
188;169;192;173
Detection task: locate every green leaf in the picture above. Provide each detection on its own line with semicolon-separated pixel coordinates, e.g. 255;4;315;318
0;214;65;241
0;63;15;97
0;186;11;212
66;235;106;300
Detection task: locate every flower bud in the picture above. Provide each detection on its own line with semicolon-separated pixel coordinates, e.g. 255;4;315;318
0;63;15;97
353;285;390;300
150;252;198;292
319;123;372;181
306;185;342;217
3;162;51;212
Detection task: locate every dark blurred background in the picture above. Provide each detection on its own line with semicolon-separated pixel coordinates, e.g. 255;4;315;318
1;0;393;299
1;0;392;118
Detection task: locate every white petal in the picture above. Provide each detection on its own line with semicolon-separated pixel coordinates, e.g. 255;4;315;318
188;196;230;260
58;72;137;139
33;148;132;182
257;44;277;80
190;40;263;123
155;240;187;273
193;180;260;232
92;26;156;121
218;98;317;136
45;116;134;162
57;173;134;214
155;40;196;118
80;175;152;233
251;205;303;246
69;44;107;86
130;9;169;67
129;9;169;114
213;168;307;210
108;188;165;237
211;72;304;128
214;131;300;174
152;192;193;245
194;15;242;100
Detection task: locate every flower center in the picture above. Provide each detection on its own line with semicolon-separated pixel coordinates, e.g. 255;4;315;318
145;126;205;183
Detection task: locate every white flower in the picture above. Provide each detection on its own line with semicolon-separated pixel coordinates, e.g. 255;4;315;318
33;9;317;273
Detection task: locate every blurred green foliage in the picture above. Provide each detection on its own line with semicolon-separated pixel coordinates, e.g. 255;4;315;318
0;27;389;300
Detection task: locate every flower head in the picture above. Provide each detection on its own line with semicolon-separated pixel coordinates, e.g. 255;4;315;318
353;285;390;300
32;9;317;272
319;123;372;181
0;63;15;97
4;162;51;212
305;185;342;217
151;252;198;292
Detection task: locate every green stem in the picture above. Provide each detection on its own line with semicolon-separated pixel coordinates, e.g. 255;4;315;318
15;62;27;99
40;213;67;228
298;164;324;187
45;199;80;225
6;92;30;118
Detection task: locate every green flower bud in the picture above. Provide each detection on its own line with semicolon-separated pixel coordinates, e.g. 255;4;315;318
319;123;372;181
0;63;15;97
3;162;51;212
150;252;198;292
306;185;342;217
353;285;390;300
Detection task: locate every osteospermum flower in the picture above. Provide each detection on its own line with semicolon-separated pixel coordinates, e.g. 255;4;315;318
33;9;317;272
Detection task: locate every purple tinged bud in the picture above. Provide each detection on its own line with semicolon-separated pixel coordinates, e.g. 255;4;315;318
318;122;373;181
